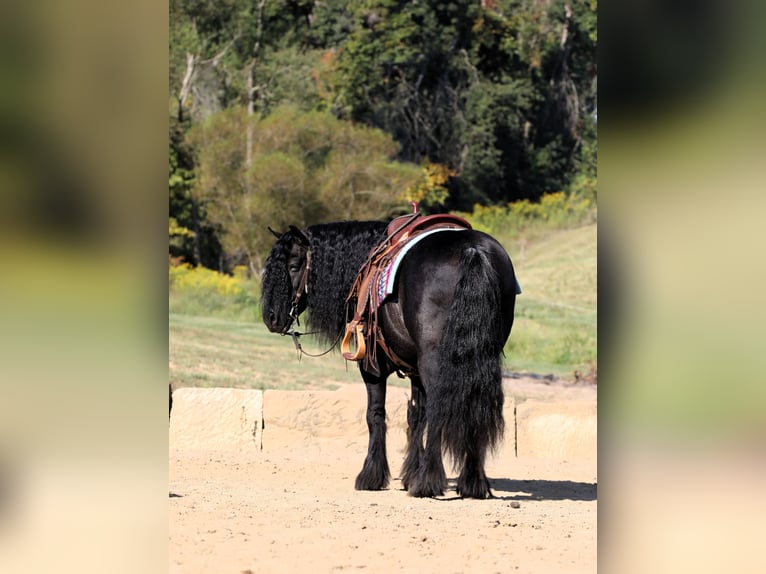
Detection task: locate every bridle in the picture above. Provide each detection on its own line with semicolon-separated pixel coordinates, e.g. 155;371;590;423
288;247;311;327
282;244;342;359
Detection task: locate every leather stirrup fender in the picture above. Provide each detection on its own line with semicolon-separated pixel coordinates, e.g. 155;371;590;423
341;321;366;361
341;212;471;373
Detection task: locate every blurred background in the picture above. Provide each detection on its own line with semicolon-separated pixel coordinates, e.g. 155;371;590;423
1;0;765;572
599;0;766;572
0;1;168;573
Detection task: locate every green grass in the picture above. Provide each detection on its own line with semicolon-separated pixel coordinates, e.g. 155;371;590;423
169;221;597;386
501;224;597;378
169;314;410;390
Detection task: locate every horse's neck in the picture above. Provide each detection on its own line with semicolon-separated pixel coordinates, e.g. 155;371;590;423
304;223;387;340
311;224;387;294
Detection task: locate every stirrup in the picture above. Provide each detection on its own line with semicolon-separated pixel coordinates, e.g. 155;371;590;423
341;321;366;361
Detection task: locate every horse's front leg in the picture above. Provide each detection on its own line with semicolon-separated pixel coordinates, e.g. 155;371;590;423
354;369;390;490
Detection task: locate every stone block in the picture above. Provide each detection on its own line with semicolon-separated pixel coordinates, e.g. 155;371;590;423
515;400;597;459
262;386;412;453
169;387;263;452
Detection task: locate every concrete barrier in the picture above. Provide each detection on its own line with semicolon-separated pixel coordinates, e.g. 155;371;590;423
261;386;413;453
515;399;597;459
169;387;263;451
169;387;596;460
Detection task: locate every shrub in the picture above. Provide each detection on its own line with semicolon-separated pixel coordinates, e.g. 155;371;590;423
169;263;260;321
459;189;597;250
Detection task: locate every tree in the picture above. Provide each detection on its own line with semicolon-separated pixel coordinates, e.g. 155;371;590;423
186;105;421;274
169;0;597;270
332;0;597;209
170;116;224;267
169;0;331;269
333;0;477;166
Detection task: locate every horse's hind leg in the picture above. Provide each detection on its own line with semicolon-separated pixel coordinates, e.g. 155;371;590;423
355;370;390;490
407;408;447;497
456;444;492;499
407;365;447;498
400;377;426;491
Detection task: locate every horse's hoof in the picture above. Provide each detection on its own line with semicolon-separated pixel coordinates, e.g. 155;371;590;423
406;477;446;498
407;486;443;498
354;472;389;491
456;477;493;499
400;472;417;492
456;486;492;499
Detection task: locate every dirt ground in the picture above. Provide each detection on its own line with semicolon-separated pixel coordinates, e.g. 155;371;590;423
169;379;597;573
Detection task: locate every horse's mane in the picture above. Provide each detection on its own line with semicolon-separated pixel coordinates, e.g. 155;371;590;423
304;220;388;345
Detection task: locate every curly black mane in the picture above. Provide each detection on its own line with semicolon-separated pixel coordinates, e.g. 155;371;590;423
304;220;388;345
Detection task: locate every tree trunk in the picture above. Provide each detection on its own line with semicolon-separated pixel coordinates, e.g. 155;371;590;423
178;52;196;122
246;0;266;167
246;61;255;169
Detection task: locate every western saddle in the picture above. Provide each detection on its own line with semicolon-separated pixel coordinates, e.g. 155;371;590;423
340;208;472;376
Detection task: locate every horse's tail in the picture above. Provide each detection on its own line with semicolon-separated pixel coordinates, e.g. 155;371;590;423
436;246;505;470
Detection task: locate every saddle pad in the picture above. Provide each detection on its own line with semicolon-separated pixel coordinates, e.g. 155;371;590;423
375;228;522;307
376;228;463;306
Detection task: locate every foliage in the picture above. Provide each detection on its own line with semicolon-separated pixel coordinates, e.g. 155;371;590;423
169;118;196;257
331;0;597;209
169;217;194;253
169;0;597;270
170;115;224;267
306;0;357;48
186;105;421;273
333;1;476;178
252;47;331;114
184;107;267;272
459;77;539;205
400;162;453;210
169;262;260;321
462;188;597;251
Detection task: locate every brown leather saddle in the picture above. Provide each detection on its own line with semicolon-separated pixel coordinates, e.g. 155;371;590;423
340;211;472;376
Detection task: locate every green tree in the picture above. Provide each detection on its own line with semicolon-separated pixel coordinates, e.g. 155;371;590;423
169;0;332;268
170;0;320;122
170;116;224;267
334;0;477;165
186;105;420;273
169;0;597;271
332;0;597;209
306;0;357;48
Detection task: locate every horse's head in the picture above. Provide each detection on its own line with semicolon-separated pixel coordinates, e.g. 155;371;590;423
261;225;311;334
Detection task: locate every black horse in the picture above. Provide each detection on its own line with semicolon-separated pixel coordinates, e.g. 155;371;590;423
261;220;517;498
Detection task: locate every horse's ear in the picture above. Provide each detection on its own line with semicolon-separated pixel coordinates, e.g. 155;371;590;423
267;226;282;239
288;225;310;247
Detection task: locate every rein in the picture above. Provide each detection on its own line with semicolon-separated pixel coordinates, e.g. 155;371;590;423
285;327;343;359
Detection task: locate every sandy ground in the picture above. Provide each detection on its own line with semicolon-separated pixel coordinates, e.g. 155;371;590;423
169;379;597;573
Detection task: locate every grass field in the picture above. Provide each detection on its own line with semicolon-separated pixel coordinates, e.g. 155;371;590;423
169;222;596;389
169;314;400;390
503;224;597;377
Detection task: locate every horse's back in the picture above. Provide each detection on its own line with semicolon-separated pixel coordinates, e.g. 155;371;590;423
403;229;517;308
381;229;516;364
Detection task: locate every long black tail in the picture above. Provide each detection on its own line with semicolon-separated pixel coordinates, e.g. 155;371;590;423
436;246;505;468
